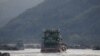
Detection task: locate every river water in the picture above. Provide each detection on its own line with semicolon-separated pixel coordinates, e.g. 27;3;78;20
0;49;100;56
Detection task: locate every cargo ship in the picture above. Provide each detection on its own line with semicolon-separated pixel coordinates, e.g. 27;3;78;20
41;29;67;53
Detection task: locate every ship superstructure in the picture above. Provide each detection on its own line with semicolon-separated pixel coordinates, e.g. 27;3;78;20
41;29;67;53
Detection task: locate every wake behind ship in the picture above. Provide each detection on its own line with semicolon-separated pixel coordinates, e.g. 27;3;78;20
41;29;67;53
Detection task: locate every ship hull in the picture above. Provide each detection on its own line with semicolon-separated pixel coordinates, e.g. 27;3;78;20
41;49;65;53
41;46;67;53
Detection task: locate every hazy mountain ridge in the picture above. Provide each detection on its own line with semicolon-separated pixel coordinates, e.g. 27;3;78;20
0;0;100;46
63;6;100;45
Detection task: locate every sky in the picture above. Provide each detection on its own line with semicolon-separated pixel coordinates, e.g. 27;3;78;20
0;0;44;27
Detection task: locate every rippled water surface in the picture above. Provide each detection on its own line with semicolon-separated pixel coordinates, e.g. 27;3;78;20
0;49;100;56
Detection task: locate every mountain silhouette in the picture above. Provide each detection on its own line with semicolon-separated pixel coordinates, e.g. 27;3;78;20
0;0;100;46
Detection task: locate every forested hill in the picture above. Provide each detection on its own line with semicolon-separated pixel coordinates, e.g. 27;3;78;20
0;0;100;46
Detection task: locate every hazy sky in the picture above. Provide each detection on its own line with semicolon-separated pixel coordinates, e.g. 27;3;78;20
0;0;44;27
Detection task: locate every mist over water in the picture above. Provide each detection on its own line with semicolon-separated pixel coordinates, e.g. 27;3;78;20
0;49;100;56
